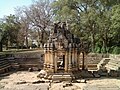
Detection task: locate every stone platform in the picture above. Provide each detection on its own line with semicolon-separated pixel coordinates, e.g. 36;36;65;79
51;74;73;82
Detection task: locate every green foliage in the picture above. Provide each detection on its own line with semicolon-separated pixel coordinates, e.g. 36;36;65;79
95;46;101;53
94;42;102;53
112;46;120;54
0;14;20;49
101;46;106;53
51;0;120;54
111;5;120;32
110;4;120;47
52;0;78;22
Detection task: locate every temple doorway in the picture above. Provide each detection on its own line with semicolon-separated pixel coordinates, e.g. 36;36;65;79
57;55;65;72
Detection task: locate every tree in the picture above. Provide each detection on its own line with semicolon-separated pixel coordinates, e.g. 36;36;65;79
0;14;20;50
52;0;100;52
16;0;53;47
110;4;120;54
111;4;120;44
51;0;120;53
0;29;3;51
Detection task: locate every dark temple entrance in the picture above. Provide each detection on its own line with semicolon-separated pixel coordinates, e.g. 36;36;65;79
57;55;65;72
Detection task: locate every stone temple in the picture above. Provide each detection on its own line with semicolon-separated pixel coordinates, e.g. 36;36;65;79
44;22;83;74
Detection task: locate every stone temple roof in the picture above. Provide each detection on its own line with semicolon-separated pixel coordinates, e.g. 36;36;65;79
44;22;80;50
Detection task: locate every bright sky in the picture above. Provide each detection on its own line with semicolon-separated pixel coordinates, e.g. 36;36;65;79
0;0;33;18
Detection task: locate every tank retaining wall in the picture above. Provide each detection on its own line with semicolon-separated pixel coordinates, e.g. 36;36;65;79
0;51;44;74
1;52;118;74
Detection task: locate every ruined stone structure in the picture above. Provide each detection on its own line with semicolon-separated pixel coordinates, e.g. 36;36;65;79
44;22;81;73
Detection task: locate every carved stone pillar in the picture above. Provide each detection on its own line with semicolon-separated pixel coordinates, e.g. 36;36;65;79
68;50;72;72
72;49;75;68
74;49;78;70
44;43;47;70
65;51;69;72
44;51;47;70
77;51;80;70
46;51;50;69
54;52;57;73
50;51;55;73
84;52;87;70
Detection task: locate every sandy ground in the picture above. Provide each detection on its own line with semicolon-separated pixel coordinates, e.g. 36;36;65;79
0;71;120;90
0;71;49;90
84;77;120;90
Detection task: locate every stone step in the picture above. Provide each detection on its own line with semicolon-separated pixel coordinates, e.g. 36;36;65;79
0;58;8;61
98;58;110;64
97;58;111;70
10;62;18;64
4;57;15;60
0;61;9;66
0;63;10;68
12;64;20;67
0;60;9;64
105;64;119;71
88;67;98;70
52;74;73;82
108;60;120;64
0;65;11;73
107;62;120;67
0;55;6;59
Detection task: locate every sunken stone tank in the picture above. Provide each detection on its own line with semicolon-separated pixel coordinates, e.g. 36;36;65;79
44;22;81;73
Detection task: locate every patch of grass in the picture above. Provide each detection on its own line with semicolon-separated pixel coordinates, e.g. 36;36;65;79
0;48;44;55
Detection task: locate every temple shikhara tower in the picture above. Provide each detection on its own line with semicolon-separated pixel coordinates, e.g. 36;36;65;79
44;22;82;73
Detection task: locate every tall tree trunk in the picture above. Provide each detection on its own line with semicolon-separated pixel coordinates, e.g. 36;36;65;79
0;41;3;52
25;36;28;49
16;41;19;49
90;24;95;53
37;29;41;47
102;28;108;53
40;31;44;48
102;38;107;53
91;33;95;53
25;28;28;49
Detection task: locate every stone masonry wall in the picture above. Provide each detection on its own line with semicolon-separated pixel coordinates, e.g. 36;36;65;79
79;53;109;70
10;51;44;70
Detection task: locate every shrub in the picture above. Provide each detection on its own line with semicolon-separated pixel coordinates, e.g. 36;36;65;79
112;46;120;54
